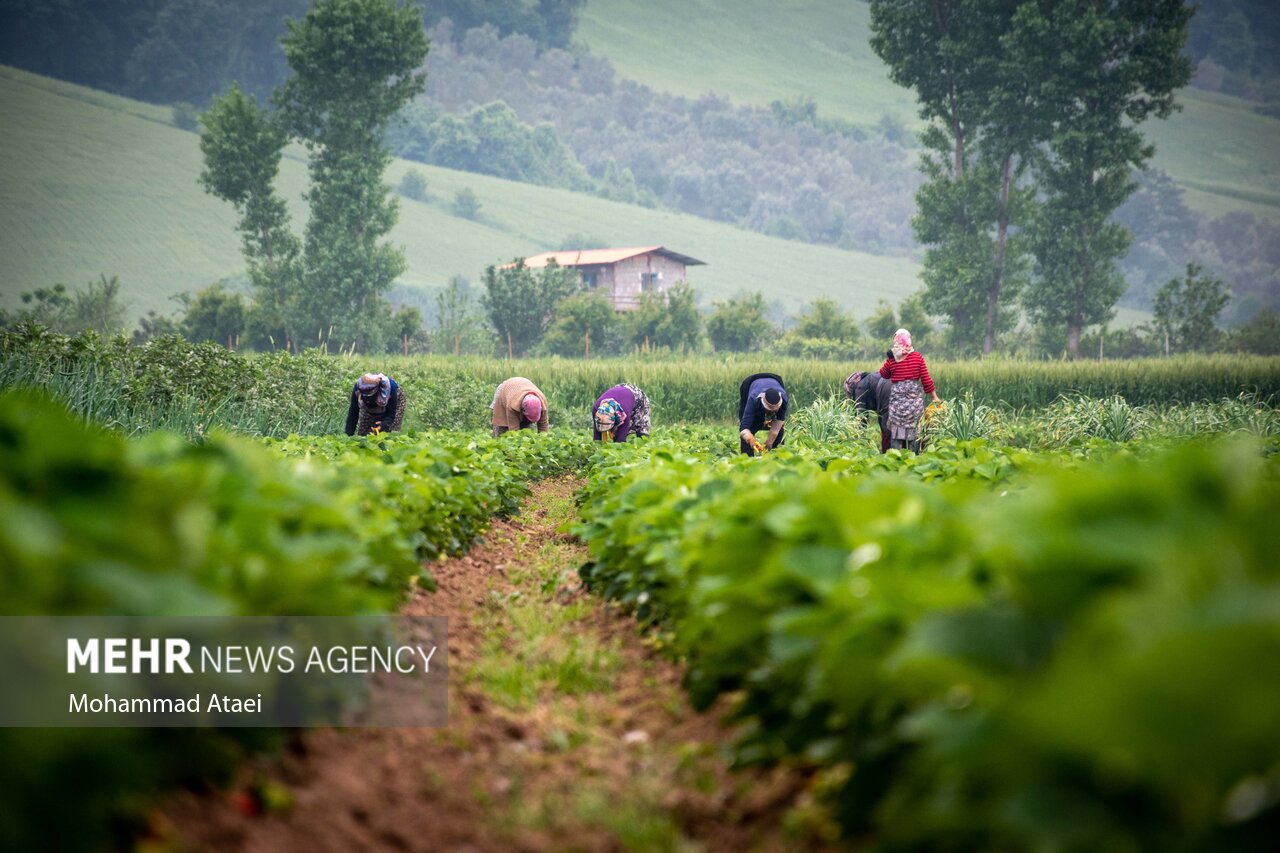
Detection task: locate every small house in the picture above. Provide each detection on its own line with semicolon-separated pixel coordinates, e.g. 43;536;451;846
514;246;705;311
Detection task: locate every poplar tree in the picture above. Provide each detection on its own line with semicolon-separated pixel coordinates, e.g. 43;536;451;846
1016;0;1193;357
872;0;1192;358
200;0;428;352
870;0;1036;355
199;84;302;346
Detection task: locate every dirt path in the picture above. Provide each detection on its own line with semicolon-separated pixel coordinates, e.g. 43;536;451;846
161;478;834;852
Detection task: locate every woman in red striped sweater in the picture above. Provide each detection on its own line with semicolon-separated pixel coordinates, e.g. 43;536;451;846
879;328;941;452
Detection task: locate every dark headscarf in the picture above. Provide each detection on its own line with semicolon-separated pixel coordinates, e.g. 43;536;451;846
356;373;391;412
843;371;864;398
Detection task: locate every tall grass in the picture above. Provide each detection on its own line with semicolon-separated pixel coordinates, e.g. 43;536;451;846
789;394;863;444
3;327;1278;436
367;352;1280;416
935;393;1001;442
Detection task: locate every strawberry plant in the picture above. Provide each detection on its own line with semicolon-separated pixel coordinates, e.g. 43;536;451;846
572;426;1280;849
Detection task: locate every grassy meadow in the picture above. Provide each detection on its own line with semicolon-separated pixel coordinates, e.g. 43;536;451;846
578;0;1280;222
0;64;922;320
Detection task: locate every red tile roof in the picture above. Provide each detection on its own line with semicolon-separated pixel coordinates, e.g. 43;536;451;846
509;246;706;269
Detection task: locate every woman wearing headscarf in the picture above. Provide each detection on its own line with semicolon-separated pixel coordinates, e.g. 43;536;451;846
879;329;941;452
591;383;651;442
345;372;405;436
490;377;550;437
843;368;893;453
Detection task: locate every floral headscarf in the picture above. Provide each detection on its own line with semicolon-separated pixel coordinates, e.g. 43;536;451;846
892;329;914;362
595;398;624;431
356;373;391;411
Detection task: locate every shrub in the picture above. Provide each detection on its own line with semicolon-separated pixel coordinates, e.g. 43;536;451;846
452;187;482;220
397;169;430;201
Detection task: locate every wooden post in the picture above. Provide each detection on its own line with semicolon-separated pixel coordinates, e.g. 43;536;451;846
454;334;459;356
227;334;233;351
585;330;591;359
644;335;649;354
508;332;513;360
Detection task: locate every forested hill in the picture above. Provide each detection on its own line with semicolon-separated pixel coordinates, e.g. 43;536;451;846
0;65;921;319
402;11;1279;321
1;0;1277;322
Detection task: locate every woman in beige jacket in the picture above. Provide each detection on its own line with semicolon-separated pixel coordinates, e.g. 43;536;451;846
490;377;550;436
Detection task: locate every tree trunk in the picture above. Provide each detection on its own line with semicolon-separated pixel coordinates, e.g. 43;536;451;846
954;117;964;177
950;94;965;180
931;3;965;179
1067;323;1081;359
984;154;1014;354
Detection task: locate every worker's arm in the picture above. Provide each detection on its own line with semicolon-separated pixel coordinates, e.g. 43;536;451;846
738;396;758;437
764;417;785;449
344;389;359;436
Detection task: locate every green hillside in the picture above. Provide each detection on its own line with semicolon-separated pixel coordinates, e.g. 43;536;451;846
579;0;1280;221
0;64;922;323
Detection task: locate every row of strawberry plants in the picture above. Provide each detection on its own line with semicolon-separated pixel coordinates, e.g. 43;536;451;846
573;430;1280;849
264;429;595;567
0;393;594;851
576;431;1055;628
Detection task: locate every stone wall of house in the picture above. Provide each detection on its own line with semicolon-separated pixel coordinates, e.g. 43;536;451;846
575;263;611;293
609;253;688;310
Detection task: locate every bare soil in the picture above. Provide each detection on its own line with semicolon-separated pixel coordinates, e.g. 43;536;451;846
160;478;835;852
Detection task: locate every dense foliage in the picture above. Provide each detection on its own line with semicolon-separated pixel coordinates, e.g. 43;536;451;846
572;426;1280;848
2;352;1277;849
408;22;1280;325
198;0;429;353
871;0;1194;356
481;260;579;356
0;0;586;104
1186;0;1280;102
411;23;919;251
0;391;593;852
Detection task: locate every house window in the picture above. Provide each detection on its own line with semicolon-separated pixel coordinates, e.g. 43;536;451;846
640;272;660;292
581;271;600;290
